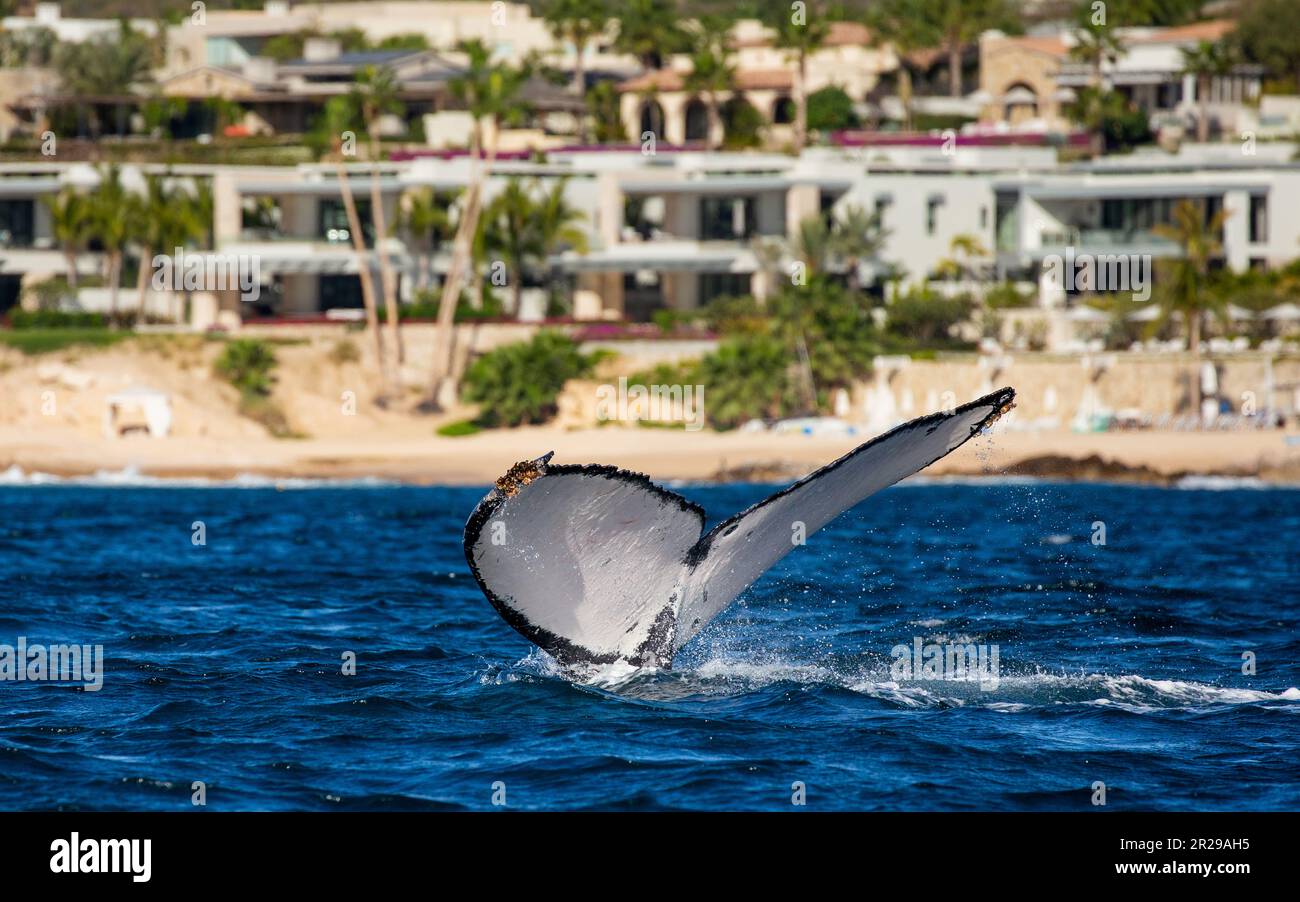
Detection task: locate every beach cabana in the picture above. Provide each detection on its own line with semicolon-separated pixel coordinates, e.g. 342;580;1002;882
104;387;173;439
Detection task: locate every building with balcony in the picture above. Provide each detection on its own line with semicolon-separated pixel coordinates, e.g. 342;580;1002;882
0;162;105;315
978;19;1262;136
992;145;1300;304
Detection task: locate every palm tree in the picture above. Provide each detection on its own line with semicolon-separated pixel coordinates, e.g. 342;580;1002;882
540;0;610;97
43;189;89;290
831;204;887;291
427;41;532;409
762;0;831;150
793;215;834;276
534;177;588;309
684;15;736;151
755;208;886;293
310;95;393;397
867;0;931;131
400;188;456;293
87;165;139;323
614;0;689;71
133;174;208;318
934;232;989;281
931;0;1016;97
1182;40;1232;143
1067;10;1125;155
1153;199;1230;354
52;21;155;139
355;65;406;371
1071;8;1125;90
480;179;542;315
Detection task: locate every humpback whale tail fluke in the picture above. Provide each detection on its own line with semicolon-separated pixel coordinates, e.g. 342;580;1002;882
463;386;1016;668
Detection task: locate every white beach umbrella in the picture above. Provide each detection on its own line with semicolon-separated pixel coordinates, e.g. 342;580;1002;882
1263;302;1300;320
1225;304;1254;320
1127;304;1162;321
1067;305;1109;322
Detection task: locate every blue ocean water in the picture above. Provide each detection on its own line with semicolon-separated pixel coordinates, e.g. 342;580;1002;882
1;478;1297;811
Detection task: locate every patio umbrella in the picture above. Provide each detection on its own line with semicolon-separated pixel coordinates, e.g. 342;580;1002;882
1127;304;1162;321
1067;305;1109;322
1263;302;1300;320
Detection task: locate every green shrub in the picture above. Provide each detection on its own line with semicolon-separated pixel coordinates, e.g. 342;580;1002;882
722;98;766;149
237;393;296;438
462;331;597;427
983;282;1033;309
765;282;881;398
703;294;767;335
213;339;297;436
695;334;798;430
806;86;860;132
328;338;361;365
214;339;277;397
885;288;976;346
8;309;106;330
455;291;506;322
0;329;127;355
436;419;482;437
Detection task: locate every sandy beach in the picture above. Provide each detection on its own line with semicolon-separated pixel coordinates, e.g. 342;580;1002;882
4;424;1298;485
4;339;1299;486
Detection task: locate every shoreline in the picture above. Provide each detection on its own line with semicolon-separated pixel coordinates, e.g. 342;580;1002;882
4;427;1298;487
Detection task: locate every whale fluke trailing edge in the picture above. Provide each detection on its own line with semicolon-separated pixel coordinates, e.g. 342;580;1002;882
464;386;1016;668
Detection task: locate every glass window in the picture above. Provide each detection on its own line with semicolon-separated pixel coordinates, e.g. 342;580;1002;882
319;198;373;245
700;196;754;241
1249;194;1268;244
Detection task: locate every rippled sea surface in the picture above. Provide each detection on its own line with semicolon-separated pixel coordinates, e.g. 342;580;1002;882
1;477;1297;811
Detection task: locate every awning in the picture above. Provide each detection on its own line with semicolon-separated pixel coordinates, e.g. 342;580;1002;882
0;177;62;197
555;244;757;273
619;175;854;196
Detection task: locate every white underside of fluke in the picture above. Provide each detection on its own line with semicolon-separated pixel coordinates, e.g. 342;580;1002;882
464;386;1015;667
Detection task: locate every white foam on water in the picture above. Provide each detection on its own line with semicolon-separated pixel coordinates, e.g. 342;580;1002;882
0;464;395;489
1175;475;1275;491
493;646;1300;712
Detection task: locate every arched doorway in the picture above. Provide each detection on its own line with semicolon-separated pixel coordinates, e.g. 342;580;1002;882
684;98;710;142
638;99;665;138
1002;83;1038;125
772;95;796;124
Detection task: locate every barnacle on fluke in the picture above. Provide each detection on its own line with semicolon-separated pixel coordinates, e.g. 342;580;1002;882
987;399;1016;426
495;459;544;497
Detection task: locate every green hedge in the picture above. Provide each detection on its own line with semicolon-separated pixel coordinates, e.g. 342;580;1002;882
7;310;106;330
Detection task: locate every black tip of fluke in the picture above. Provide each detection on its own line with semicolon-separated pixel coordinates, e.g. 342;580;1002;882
537;451;555;466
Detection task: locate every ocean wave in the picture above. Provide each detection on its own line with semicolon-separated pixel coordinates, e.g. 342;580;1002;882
507;652;1300;712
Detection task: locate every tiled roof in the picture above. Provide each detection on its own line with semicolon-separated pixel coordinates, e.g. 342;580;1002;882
1126;19;1235;44
618;68;793;93
985;35;1070;58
